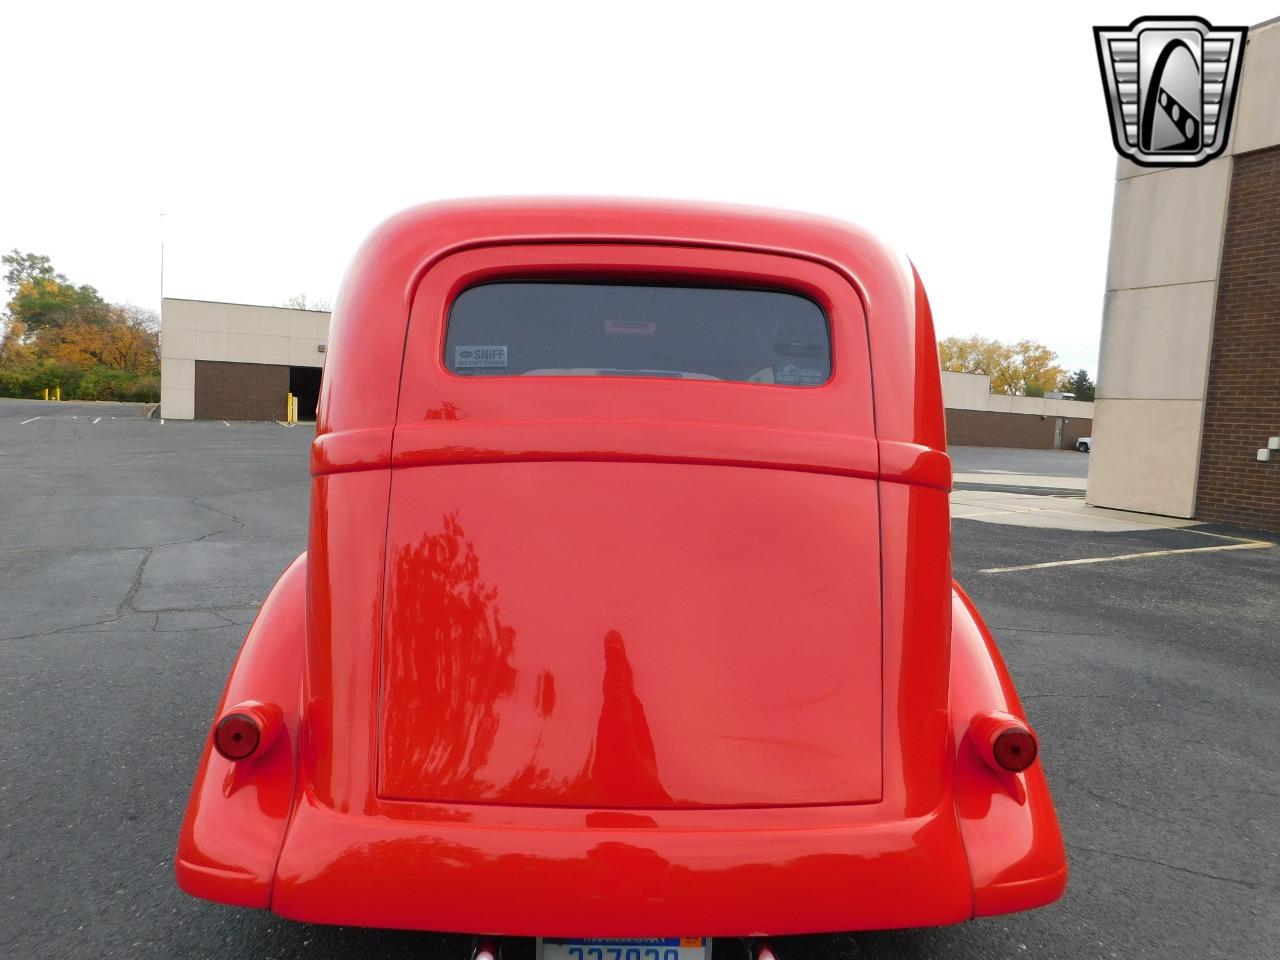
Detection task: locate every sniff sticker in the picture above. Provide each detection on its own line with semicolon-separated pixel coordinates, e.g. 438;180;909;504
455;345;508;369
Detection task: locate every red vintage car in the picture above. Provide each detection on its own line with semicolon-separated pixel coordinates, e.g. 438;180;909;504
176;199;1067;955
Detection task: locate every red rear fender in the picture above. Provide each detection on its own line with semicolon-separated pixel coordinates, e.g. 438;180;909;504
950;584;1068;915
174;554;307;908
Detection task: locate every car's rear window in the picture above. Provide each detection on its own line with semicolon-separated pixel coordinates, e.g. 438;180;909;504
444;281;831;386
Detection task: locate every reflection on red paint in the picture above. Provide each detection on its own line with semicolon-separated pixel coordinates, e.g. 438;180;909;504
591;630;671;806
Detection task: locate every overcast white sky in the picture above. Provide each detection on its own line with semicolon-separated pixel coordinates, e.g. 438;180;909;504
2;2;1275;373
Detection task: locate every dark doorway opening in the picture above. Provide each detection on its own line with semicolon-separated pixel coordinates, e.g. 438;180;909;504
289;366;322;422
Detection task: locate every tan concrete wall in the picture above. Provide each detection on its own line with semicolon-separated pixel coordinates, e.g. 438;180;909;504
940;371;993;411
1105;161;1233;290
160;299;330;420
987;393;1094;418
1232;19;1280;155
1097;282;1218;402
1089;172;1227;517
1089;399;1207;517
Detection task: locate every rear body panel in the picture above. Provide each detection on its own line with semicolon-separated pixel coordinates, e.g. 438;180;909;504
177;199;1066;935
378;461;883;808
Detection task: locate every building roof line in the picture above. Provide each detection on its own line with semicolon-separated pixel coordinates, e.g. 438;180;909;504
162;296;331;314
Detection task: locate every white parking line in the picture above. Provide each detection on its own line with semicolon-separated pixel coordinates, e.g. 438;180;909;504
19;417;40;425
92;417;102;424
982;540;1273;574
221;420;230;426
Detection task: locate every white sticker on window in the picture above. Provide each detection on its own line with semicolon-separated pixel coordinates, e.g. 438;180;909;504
454;345;508;369
774;361;825;386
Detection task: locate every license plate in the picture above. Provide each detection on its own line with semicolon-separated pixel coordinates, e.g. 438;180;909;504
537;938;711;960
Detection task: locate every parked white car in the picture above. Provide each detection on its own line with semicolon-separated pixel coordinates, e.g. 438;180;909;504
1076;437;1092;452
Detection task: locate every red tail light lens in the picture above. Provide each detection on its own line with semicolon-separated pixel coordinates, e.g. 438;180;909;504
992;726;1038;772
214;713;261;760
970;711;1040;777
211;700;282;762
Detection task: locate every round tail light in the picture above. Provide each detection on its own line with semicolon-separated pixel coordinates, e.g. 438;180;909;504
211;700;282;762
214;713;261;760
971;711;1040;774
992;726;1038;772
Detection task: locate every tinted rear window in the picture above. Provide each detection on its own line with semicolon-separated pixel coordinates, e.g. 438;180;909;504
444;282;831;386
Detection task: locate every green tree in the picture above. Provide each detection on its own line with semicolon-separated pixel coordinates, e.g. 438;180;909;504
3;250;64;291
7;276;105;333
1059;368;1096;402
3;250;107;335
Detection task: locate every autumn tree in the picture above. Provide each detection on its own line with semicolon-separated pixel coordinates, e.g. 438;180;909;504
0;319;34;367
39;312;158;373
0;252;160;401
938;336;1066;397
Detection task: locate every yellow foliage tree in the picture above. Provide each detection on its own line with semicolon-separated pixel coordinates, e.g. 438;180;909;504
938;336;1066;396
0;319;36;367
36;311;158;374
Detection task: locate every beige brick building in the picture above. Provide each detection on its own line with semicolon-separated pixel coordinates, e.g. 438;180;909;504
159;299;329;421
1089;16;1280;531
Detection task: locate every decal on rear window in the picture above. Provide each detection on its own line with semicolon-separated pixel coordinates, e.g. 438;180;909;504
453;345;508;369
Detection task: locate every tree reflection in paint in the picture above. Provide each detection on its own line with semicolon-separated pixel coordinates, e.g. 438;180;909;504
382;512;669;806
382;511;518;796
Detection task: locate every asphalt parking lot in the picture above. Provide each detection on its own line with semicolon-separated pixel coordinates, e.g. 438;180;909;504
2;398;1277;960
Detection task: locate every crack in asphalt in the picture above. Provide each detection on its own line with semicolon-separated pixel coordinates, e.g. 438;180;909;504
989;625;1126;639
117;545;153;619
0;496;248;557
0;604;261;643
189;498;246;538
1020;693;1165;703
1083;788;1182;827
0;497;259;643
148;608;243;633
1070;843;1274;891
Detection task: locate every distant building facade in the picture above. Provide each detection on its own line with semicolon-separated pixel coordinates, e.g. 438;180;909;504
942;371;1094;450
159;299;329;421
